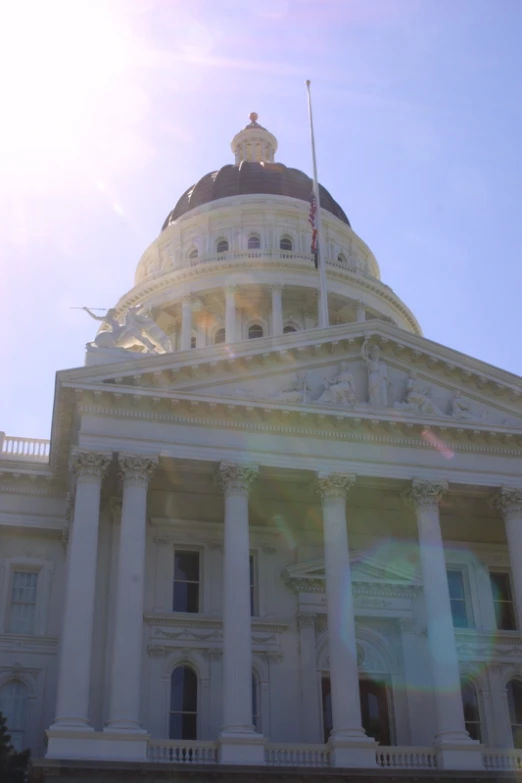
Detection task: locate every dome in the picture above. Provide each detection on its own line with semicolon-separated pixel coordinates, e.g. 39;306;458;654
161;114;350;230
161;161;350;230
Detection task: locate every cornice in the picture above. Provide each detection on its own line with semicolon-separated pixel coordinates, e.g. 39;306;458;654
144;613;289;634
455;629;522;661
0;634;59;653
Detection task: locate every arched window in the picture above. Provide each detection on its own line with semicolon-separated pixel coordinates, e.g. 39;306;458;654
248;324;264;340
170;666;197;740
283;324;297;334
461;680;482;742
188;248;198;260
280;236;293;252
214;328;226;344
252;672;260;732
337;253;347;265
247;234;261;250
0;681;28;751
216;239;229;254
190;336;196;349
507;680;522;748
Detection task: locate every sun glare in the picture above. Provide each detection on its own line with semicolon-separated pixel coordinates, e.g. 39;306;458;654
0;0;133;179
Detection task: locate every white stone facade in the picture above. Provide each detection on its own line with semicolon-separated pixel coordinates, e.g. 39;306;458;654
2;118;522;778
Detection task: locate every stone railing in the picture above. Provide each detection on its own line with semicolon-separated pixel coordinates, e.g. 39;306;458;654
0;433;50;461
190;248;318;268
147;739;218;764
265;743;330;767
482;749;522;770
376;746;437;769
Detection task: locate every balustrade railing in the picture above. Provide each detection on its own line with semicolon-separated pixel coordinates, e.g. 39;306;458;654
482;750;522;770
265;743;330;767
0;433;50;461
376;746;437;769
147;739;218;764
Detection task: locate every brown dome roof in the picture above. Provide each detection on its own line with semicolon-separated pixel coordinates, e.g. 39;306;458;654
161;160;350;230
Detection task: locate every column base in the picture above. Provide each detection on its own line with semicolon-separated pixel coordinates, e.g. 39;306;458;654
435;738;483;770
46;729;150;762
219;730;265;765
328;731;377;768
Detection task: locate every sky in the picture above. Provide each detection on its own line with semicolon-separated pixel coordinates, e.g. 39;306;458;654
0;0;521;439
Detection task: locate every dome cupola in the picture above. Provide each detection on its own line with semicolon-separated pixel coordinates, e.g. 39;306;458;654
231;112;278;164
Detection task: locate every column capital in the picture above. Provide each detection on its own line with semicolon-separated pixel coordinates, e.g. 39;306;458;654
226;284;238;295
297;612;316;630
118;454;158;488
316;472;356;501
494;487;522;518
270;283;284;293
181;294;193;305
406;479;448;510
69;449;112;483
216;462;258;497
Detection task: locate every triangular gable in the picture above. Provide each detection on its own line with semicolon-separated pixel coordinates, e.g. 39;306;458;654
285;551;421;588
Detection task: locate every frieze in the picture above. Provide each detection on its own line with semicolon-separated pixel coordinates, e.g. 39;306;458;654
76;401;522;457
455;631;522;661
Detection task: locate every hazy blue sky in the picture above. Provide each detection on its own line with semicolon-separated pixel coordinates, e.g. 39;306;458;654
1;0;521;438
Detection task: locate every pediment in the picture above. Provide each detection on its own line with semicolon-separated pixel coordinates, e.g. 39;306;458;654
60;323;522;433
285;550;421;589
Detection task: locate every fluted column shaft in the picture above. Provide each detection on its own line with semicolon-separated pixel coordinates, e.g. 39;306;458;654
53;450;111;728
218;463;259;735
225;287;237;343
181;296;193;350
106;455;157;731
409;480;470;743
496;487;522;632
318;473;367;740
271;285;283;336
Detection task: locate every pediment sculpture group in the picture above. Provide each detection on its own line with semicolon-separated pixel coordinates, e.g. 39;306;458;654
276;339;481;421
83;308;482;422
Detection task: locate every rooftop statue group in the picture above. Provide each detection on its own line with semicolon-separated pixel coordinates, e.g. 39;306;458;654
83;306;172;354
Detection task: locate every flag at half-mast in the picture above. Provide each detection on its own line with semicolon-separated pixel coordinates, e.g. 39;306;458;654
308;191;318;268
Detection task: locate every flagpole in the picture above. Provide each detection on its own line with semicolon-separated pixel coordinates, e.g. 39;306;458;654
306;80;329;329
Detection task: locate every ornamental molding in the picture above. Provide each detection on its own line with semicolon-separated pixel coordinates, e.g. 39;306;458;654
405;479;448;510
316;472;356;500
144;613;289;636
493;487;522;517
69;449;112;482
72;397;522;458
215;462;259;496
0;635;59;654
0;473;60;497
455;631;522;661
287;578;420;601
118;453;158;487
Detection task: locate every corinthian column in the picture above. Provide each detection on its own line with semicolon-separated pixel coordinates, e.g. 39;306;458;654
271;284;283;336
317;473;375;768
216;463;264;764
225;286;237;343
181;295;193;350
495;487;522;632
408;480;481;768
51;450;111;731
105;454;157;733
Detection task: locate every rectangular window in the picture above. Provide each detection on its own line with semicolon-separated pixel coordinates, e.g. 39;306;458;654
490;571;516;630
173;551;200;613
447;569;472;628
250;553;257;617
9;571;38;634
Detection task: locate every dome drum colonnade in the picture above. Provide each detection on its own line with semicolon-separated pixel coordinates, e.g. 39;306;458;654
110;115;420;355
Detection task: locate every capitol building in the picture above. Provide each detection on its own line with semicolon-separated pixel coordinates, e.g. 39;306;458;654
2;114;522;781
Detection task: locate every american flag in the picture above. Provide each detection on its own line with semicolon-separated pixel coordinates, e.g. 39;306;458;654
308;192;318;268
